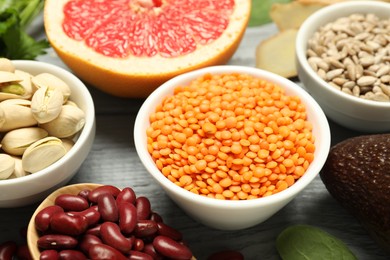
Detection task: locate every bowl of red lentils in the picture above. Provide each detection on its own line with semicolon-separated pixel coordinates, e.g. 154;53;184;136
134;65;331;230
296;1;390;133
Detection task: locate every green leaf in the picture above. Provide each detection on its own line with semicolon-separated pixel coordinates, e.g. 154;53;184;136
249;0;292;27
276;225;358;260
2;25;49;60
16;0;44;29
0;0;48;60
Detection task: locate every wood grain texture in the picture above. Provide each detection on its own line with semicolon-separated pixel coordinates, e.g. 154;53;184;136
0;24;388;259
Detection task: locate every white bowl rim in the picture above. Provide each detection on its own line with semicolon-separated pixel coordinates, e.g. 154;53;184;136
0;60;95;187
296;0;390;108
134;65;331;209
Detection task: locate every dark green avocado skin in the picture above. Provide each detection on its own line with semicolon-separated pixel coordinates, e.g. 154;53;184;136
320;134;390;253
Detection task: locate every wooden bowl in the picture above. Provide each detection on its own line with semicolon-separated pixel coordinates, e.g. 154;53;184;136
27;183;103;259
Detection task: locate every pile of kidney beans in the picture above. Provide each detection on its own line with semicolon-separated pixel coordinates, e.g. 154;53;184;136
0;184;244;259
32;185;195;259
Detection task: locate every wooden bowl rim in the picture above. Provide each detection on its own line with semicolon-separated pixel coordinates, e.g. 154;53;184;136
27;183;103;259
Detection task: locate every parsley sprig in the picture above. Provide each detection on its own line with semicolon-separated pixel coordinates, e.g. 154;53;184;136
0;0;49;60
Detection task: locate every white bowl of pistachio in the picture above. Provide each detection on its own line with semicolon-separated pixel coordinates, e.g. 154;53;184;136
0;59;95;208
296;1;390;133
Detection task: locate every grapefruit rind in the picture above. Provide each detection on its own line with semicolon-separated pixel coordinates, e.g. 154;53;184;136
43;0;251;97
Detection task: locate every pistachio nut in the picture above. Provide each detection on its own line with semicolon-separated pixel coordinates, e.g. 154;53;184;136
0;84;26;101
61;138;75;152
14;70;34;99
0;99;38;132
40;104;85;138
64;100;78;107
1;127;49;156
0;71;21;84
0;58;15;72
22;136;67;173
8;156;28;179
0;153;15;180
32;73;71;102
0;71;25;101
0;105;4;130
31;86;63;124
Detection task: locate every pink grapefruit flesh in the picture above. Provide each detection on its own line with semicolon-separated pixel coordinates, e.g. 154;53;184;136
44;0;251;97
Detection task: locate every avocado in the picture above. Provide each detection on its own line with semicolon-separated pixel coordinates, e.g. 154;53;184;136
320;134;390;253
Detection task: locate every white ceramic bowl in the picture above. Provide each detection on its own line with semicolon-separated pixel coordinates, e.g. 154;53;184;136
296;1;390;133
134;65;331;230
0;60;96;208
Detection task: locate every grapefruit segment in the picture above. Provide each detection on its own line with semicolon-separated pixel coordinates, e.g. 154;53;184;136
44;0;251;97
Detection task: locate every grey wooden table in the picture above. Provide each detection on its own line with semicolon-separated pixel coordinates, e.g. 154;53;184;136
0;21;389;259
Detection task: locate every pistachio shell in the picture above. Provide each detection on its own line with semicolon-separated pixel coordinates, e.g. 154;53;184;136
1;127;49;155
14;70;34;99
22;136;67;173
0;71;21;84
0;84;29;101
0;98;32;106
0;99;37;132
40;105;85;138
0;106;4;129
0;58;15;72
0;71;26;101
32;73;71;102
0;153;15;180
64;100;78;107
31;86;63;124
8;156;28;179
61;138;75;152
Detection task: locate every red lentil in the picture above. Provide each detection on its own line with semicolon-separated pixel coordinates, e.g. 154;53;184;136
146;73;315;200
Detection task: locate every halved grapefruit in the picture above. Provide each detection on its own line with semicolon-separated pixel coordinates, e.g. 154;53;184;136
43;0;251;98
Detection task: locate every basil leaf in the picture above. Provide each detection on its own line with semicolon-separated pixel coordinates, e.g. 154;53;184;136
276;225;357;260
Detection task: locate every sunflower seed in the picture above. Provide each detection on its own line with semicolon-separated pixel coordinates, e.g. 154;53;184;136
357;76;377;87
306;13;390;102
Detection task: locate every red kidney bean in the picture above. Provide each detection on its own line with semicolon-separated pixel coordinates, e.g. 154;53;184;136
143;243;163;260
118;202;137;234
69;205;100;226
55;194;89;211
88;185;121;203
128;250;154;260
77;189;91;201
58;250;87;260
0;241;17;260
16;244;33;260
134;220;158;238
150;212;163;223
35;205;64;232
153;235;192;260
50;212;89;236
35;185;194;260
79;234;102;255
98;193;119;222
157;222;182;241
135;197;151;220
37;234;78;250
116;187;136;205
85;224;101;237
88;244;127;260
40;249;59;260
100;222;133;254
133;238;144;251
207;250;244;260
